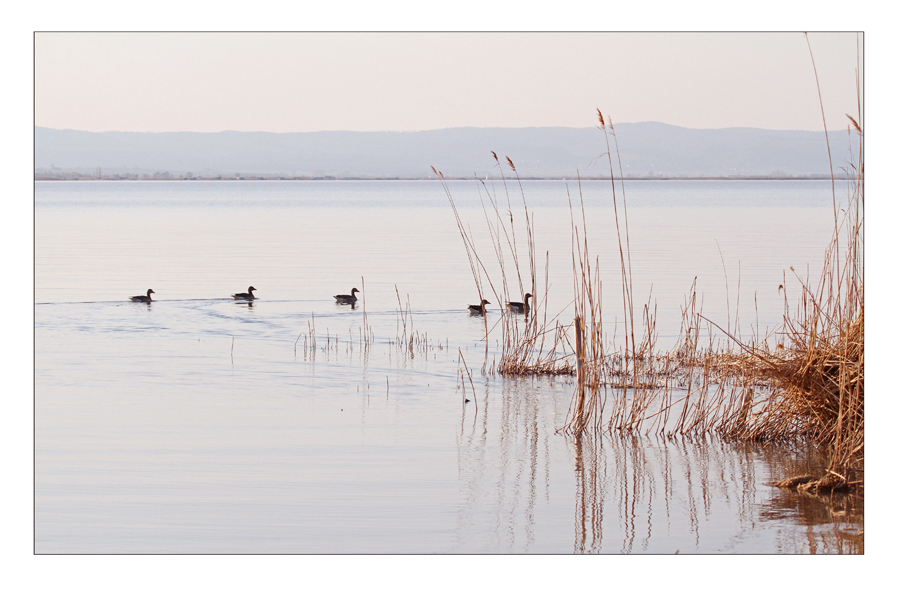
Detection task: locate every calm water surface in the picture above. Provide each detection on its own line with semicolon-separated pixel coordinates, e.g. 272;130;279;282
34;180;863;553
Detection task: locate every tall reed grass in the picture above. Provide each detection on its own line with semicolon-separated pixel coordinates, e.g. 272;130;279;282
439;98;862;492
562;105;863;491
433;162;574;376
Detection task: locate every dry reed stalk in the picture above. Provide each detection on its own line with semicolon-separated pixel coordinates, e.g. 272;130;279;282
309;313;316;361
458;349;478;411
562;112;647;435
433;167;496;368
361;275;370;350
574;316;586;431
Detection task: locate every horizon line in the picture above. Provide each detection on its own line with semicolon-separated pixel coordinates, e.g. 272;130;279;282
34;122;846;135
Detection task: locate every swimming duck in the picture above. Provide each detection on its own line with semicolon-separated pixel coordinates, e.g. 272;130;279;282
232;286;257;300
130;289;155;303
468;299;491;315
334;288;359;305
507;293;533;314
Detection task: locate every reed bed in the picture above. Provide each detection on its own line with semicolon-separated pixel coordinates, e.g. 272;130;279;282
439;101;862;492
561;107;863;491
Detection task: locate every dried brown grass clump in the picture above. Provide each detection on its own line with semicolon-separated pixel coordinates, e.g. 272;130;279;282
762;304;863;470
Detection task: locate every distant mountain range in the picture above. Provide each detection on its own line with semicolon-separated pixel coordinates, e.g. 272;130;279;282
34;123;854;179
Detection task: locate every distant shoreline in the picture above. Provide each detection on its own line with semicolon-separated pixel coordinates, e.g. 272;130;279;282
34;175;841;182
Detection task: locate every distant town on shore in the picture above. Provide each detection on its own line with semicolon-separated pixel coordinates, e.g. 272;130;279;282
34;171;841;182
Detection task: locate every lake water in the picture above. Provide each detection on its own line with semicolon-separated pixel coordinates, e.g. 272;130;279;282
34;179;863;553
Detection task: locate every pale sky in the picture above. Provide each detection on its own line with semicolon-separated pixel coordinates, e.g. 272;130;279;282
35;32;862;133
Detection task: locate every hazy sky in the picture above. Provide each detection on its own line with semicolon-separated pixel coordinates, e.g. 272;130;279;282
35;32;862;133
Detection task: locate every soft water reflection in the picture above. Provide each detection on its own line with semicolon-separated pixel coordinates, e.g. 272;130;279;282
449;376;862;554
758;489;864;554
35;180;859;553
455;377;562;551
569;434;862;554
35;299;863;553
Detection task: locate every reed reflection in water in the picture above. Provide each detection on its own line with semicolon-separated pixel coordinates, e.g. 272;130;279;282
570;432;862;554
446;375;862;554
453;376;574;552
